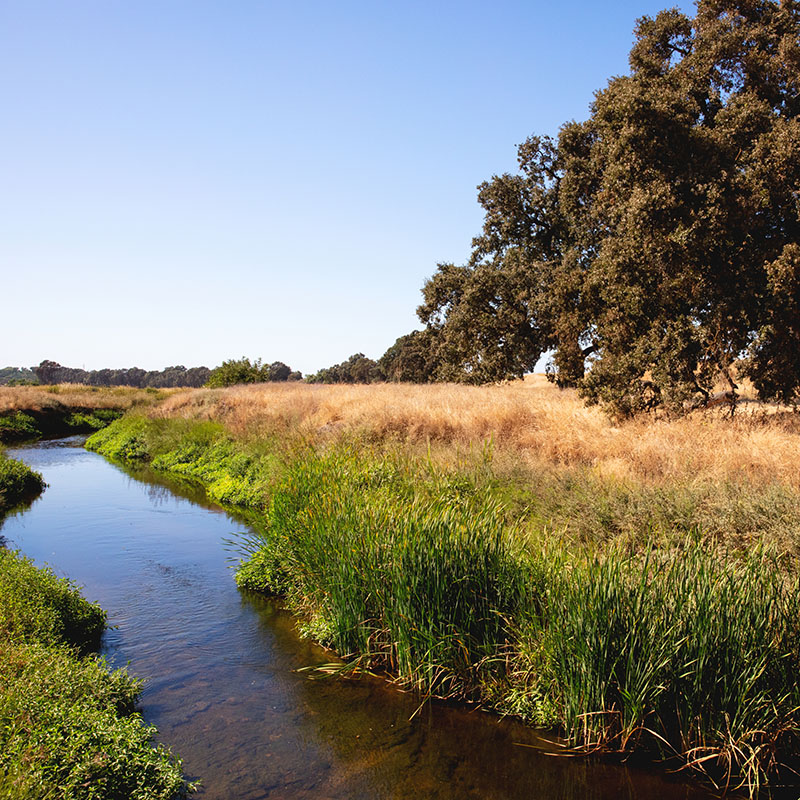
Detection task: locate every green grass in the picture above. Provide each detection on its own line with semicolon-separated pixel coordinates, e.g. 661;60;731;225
0;450;45;513
237;448;531;698
87;415;800;795
505;542;800;792
0;411;41;441
0;549;190;799
88;417;279;506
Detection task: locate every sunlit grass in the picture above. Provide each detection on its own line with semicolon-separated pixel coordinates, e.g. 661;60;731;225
85;386;800;795
0;549;189;799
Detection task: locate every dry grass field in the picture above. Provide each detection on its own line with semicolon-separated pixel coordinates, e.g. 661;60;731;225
0;384;171;415
147;376;800;490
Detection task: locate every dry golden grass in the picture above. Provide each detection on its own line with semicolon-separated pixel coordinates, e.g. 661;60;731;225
148;376;800;490
0;384;173;414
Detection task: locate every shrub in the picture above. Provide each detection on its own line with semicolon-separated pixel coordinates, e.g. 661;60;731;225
0;550;189;799
0;451;45;512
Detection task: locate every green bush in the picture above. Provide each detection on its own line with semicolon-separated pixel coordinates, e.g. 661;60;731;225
0;550;189;799
0;451;45;512
0;411;40;441
0;549;105;652
0;639;186;800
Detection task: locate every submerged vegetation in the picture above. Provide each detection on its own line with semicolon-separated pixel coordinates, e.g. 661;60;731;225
86;380;800;795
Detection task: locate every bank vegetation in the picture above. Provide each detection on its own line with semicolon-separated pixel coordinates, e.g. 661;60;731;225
0;432;191;799
86;378;800;796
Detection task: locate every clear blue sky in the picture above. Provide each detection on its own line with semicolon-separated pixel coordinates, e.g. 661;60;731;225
2;0;692;375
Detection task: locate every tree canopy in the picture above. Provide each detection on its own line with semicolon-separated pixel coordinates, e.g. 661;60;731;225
305;353;384;384
419;0;800;414
205;358;301;387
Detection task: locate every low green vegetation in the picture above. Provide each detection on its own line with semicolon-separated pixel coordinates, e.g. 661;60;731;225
0;549;190;799
0;450;45;512
88;415;800;794
87;417;279;507
0;411;41;441
0;408;124;443
0;448;190;799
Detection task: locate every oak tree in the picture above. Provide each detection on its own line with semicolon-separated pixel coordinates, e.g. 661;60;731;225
419;0;800;414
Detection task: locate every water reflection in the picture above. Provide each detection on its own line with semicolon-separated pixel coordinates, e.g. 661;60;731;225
3;438;716;800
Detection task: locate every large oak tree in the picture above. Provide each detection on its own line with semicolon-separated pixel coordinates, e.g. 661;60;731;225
419;0;800;414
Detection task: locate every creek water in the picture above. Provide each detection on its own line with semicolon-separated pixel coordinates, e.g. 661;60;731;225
2;437;716;800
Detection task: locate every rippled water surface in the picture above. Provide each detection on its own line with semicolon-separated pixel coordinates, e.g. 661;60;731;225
2;438;716;799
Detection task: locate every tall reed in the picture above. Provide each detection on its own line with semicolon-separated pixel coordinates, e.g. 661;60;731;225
513;542;800;792
237;448;531;698
89;414;800;794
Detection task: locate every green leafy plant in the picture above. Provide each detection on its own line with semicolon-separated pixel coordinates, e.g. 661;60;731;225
0;550;190;799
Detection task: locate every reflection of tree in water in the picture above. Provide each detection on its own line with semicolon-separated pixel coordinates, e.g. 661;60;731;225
0;492;43;538
114;462;222;513
236;593;713;800
142;481;177;507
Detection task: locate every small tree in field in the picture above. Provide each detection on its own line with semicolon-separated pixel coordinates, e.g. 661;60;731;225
205;358;265;387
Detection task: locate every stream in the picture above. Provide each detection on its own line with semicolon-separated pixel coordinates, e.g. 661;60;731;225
1;437;715;800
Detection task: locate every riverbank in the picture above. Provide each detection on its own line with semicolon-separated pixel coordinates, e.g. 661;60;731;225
0;549;190;799
0;384;173;443
85;382;800;797
0;450;191;799
0;450;45;511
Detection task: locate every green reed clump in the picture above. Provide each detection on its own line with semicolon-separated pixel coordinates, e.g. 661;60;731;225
0;450;45;513
0;550;189;799
510;541;800;793
236;448;531;697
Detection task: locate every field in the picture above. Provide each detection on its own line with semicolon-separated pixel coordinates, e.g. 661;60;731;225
85;377;800;795
137;377;800;551
146;376;798;483
0;385;174;442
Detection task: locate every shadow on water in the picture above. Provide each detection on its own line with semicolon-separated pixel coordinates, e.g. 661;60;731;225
3;437;717;800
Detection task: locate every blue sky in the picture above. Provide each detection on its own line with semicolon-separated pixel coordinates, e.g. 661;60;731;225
2;0;692;375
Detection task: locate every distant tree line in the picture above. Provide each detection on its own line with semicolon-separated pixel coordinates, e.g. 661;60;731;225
27;361;213;388
0;367;38;386
305;334;441;385
306;353;383;384
7;359;306;389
